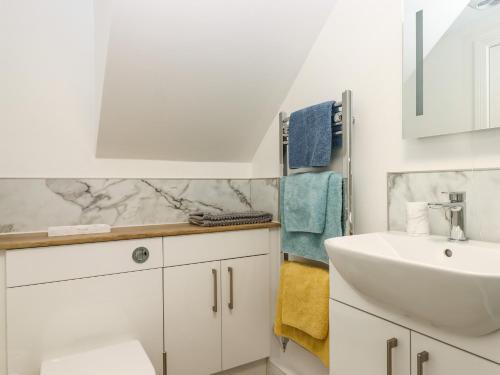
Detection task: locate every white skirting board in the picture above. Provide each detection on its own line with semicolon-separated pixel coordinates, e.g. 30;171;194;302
268;343;329;375
0;251;6;375
217;359;268;375
267;360;287;375
268;359;329;375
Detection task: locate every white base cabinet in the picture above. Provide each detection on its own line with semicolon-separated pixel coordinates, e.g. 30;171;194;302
4;229;271;375
411;332;500;375
164;255;270;375
331;301;500;375
331;301;410;375
7;269;164;375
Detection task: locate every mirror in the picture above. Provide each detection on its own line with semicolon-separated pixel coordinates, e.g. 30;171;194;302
403;0;500;138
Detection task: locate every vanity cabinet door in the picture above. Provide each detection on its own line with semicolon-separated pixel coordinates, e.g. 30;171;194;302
411;332;500;375
221;255;270;371
164;261;222;375
331;301;411;375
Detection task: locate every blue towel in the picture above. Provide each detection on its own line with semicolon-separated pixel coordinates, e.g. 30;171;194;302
280;172;343;263
289;101;338;169
283;172;332;234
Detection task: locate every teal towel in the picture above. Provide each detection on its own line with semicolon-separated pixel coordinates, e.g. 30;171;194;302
284;172;332;233
280;172;343;263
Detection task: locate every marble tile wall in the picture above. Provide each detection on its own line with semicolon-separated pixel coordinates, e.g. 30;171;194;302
0;178;279;234
388;169;500;242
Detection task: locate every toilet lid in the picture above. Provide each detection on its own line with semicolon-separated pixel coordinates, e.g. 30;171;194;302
40;340;155;375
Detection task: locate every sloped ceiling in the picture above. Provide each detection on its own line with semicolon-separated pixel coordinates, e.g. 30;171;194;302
96;0;336;162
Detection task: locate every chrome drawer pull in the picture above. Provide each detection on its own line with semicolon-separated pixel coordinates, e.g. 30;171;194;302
417;351;429;375
386;338;398;375
228;267;234;310
212;269;218;313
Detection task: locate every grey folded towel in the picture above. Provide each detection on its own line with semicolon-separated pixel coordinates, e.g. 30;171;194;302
189;211;273;227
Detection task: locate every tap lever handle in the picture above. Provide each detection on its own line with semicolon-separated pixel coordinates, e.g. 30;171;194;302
441;191;465;203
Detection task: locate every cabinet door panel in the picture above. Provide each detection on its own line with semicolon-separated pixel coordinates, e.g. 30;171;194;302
7;269;163;375
411;332;500;375
331;301;410;375
164;262;222;375
221;255;270;371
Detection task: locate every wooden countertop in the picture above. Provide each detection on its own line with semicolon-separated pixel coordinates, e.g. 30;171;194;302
0;222;281;251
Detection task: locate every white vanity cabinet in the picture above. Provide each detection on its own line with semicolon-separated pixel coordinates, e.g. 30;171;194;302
331;301;500;375
331;301;410;375
411;333;500;375
163;229;270;375
6;238;164;375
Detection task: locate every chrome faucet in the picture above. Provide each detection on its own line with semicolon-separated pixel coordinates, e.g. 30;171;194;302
429;192;467;241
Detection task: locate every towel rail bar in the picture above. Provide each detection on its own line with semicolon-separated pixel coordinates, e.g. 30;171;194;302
279;90;354;234
342;90;354;236
278;90;354;352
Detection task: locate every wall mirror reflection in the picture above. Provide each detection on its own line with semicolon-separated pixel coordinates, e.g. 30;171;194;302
403;0;500;138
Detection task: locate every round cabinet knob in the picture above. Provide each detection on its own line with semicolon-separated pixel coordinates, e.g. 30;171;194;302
132;247;150;264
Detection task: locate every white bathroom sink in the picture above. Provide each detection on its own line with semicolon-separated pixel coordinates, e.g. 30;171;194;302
325;232;500;336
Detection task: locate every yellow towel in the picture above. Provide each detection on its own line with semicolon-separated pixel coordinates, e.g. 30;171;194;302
281;261;330;339
274;261;330;367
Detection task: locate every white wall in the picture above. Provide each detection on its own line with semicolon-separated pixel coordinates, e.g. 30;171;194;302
253;0;500;372
0;0;251;179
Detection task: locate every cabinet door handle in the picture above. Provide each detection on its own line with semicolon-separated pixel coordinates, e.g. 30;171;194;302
417;351;429;375
386;338;398;375
228;267;234;310
212;269;218;313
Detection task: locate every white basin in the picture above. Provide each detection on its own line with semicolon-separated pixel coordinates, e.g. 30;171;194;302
325;232;500;336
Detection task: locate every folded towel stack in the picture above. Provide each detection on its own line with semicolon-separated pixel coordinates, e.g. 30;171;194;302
274;261;330;367
188;211;273;227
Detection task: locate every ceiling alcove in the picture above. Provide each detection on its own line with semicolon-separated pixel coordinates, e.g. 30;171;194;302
96;0;336;162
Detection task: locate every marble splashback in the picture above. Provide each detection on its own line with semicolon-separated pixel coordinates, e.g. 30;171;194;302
388;169;500;243
0;178;279;234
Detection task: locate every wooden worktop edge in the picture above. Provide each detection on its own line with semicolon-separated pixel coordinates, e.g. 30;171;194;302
0;222;281;251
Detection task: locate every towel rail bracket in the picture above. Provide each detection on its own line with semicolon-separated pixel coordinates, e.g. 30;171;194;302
281;337;289;352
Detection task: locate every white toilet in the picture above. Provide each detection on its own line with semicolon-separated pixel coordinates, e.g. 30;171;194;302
40;340;155;375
